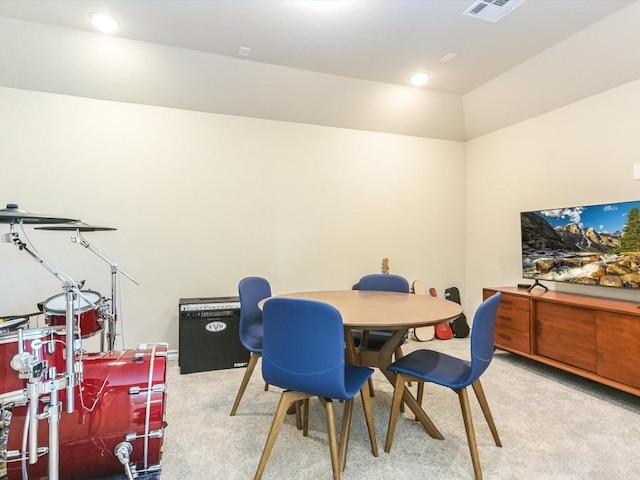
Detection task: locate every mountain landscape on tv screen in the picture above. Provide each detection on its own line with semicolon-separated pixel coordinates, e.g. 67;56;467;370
521;202;640;289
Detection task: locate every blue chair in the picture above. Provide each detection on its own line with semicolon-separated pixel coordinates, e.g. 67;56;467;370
254;298;378;480
230;277;271;416
384;292;503;480
353;274;410;395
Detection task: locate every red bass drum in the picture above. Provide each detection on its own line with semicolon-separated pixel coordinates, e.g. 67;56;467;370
2;344;167;479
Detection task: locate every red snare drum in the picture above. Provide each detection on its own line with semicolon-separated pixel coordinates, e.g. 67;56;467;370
0;327;66;402
42;290;106;338
3;344;168;480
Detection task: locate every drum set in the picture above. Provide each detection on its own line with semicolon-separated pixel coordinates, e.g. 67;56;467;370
0;204;167;480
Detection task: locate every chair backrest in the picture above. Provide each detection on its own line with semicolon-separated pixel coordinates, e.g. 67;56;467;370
469;292;502;382
238;277;271;353
262;297;351;400
358;274;410;293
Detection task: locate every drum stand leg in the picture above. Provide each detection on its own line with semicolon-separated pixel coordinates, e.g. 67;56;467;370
108;263;118;351
14;331;66;480
47;387;60;480
64;289;77;414
27;381;39;464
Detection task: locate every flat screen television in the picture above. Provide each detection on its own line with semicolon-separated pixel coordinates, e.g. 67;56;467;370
520;200;640;291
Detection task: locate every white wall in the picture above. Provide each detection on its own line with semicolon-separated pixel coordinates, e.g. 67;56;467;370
466;78;640;312
0;87;467;351
0;16;466;142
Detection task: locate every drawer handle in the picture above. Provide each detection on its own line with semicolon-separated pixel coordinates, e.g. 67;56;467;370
498;315;511;321
498;333;512;340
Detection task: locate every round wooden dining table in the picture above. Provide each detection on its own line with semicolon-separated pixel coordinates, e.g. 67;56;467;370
262;290;463;440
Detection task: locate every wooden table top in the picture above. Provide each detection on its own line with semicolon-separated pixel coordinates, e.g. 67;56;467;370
263;290;462;329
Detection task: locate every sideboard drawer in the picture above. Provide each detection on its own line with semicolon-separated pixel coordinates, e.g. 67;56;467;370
495;307;530;352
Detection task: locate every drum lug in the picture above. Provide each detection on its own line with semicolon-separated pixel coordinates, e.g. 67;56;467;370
130;344;168;362
124;428;164;442
128;383;166;395
131;350;168;362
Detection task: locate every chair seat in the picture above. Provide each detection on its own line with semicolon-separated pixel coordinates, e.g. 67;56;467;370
388;349;472;389
352;330;407;351
241;324;264;352
352;330;393;350
344;364;375;399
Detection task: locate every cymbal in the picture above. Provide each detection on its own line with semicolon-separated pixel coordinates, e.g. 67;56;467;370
0;204;79;224
35;221;116;232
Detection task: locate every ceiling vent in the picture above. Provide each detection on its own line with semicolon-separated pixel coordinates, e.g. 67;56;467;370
463;0;526;23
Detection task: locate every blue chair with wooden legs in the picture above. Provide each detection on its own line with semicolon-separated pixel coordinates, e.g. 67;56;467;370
230;276;271;416
254;298;378;480
384;292;503;480
353;273;410;396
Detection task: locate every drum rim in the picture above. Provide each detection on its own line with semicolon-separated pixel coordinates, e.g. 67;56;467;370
0;326;67;344
0;316;30;331
42;290;102;315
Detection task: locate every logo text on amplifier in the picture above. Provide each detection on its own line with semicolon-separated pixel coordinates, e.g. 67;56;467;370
205;321;227;332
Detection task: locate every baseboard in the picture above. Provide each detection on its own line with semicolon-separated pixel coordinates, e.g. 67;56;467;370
167;349;179;361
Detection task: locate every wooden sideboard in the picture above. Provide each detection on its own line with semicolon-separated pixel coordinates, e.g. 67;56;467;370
483;286;640;396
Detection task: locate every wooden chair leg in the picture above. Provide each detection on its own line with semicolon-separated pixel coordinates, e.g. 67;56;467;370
395;347;412;388
295;400;302;430
367;376;375;397
230;352;260;416
303;398;310;436
339;381;379;473
414;381;424;421
394;347;407;413
456;387;483;480
264;382;269;391
360;381;379;458
338;399;354;472
384;374;406;453
471;379;502;447
323;399;341;480
254;391;310;480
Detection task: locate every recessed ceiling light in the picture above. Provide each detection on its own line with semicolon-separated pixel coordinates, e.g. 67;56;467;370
90;12;120;34
409;73;430;87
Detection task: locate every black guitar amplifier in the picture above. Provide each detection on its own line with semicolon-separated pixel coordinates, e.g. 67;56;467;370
178;296;249;374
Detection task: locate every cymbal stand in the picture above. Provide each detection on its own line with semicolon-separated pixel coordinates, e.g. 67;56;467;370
7;221;90;480
71;230;139;351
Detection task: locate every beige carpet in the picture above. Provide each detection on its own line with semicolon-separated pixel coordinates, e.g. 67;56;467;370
160;338;640;479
